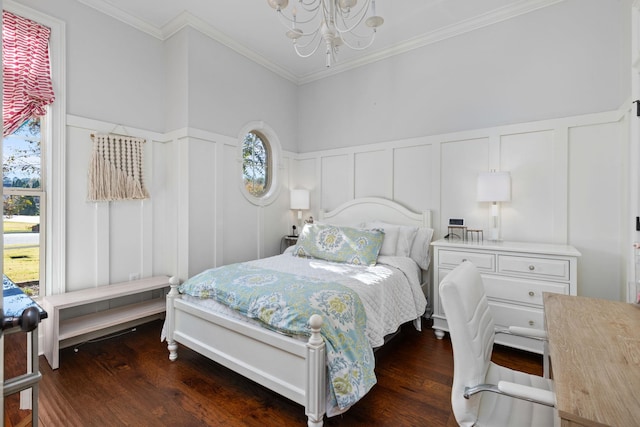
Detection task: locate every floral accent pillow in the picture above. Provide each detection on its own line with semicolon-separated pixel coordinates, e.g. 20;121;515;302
292;223;384;266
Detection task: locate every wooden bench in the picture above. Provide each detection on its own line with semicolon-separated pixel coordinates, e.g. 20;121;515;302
42;276;171;370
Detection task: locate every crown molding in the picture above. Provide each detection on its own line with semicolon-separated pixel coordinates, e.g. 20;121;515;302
298;0;565;84
77;0;564;85
160;11;298;84
77;0;163;39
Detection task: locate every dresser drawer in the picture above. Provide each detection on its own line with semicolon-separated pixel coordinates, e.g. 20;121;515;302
498;255;570;281
483;275;569;307
489;301;545;330
439;250;495;272
431;238;579;355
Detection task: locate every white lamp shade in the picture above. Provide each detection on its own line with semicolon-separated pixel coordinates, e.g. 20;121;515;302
477;171;511;202
290;189;309;210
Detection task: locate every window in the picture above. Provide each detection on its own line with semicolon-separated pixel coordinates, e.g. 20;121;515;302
238;121;282;206
3;117;44;296
242;131;270;197
2;5;66;298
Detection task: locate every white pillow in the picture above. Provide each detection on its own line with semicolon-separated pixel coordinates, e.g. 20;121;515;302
366;221;419;258
396;226;419;257
375;225;400;256
410;227;434;270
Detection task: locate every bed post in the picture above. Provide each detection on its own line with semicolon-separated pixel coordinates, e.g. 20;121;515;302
166;276;180;361
305;314;326;427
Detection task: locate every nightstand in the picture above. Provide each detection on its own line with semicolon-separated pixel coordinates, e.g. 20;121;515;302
281;235;298;253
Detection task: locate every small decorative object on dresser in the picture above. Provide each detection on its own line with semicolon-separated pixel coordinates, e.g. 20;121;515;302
431;239;580;354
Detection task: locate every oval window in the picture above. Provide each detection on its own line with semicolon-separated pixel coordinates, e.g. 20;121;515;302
238;121;282;206
242;131;270;197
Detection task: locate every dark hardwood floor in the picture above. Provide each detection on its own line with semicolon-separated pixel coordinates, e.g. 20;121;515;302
5;318;542;426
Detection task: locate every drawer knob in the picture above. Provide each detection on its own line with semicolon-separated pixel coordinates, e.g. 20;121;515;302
462;258;467;262
529;320;535;326
528;291;535;297
528;265;535;271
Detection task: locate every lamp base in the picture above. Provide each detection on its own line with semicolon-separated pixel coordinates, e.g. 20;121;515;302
488;228;500;241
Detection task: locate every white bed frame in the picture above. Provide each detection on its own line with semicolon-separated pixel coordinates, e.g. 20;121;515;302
165;197;432;426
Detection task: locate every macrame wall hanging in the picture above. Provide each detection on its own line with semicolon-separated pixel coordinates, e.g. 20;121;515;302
87;133;149;201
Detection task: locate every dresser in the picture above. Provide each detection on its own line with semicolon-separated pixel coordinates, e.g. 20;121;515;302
431;239;580;354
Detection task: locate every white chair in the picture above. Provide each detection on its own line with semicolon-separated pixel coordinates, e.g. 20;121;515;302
439;261;557;427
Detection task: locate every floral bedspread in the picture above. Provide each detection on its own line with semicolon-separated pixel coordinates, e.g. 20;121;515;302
179;262;376;412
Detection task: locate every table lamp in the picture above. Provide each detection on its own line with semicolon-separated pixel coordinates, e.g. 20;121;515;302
477;171;511;241
290;189;309;235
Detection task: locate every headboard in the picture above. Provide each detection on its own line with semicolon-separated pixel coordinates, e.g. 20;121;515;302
319;197;434;317
319;197;432;228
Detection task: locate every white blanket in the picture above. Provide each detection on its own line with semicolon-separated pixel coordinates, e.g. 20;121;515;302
182;253;427;348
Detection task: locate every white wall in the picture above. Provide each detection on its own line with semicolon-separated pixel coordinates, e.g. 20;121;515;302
184;27;299;152
16;0;166;132
13;0;633;304
163;29;189;132
297;0;630;153
296;109;629;301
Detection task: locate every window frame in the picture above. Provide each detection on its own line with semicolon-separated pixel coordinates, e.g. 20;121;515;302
238;121;282;206
3;116;46;297
4;1;67;297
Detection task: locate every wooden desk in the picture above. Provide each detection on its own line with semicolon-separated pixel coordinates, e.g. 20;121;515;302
543;293;640;427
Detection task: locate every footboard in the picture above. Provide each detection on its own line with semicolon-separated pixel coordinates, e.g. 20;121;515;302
165;279;326;426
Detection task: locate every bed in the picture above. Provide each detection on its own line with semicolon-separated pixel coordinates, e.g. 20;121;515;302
163;197;433;426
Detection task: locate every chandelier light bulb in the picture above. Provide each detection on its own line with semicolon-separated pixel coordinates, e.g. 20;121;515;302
267;0;289;10
339;0;357;8
287;28;303;39
365;16;383;28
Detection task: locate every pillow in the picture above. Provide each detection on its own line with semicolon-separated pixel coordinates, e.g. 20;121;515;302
365;221;419;258
292;223;384;266
397;226;420;257
375;225;400;256
410;227;434;270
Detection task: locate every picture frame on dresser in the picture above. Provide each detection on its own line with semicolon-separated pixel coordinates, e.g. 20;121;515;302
431;239;580;354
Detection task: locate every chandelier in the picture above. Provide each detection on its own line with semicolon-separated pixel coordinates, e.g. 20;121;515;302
267;0;384;67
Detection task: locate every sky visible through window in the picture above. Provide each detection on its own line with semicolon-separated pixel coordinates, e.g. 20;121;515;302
3;118;41;187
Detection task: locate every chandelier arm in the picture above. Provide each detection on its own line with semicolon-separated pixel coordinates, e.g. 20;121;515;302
338;28;376;40
298;0;320;10
338;31;377;51
268;0;383;66
276;8;321;28
320;0;332;25
293;37;323;58
294;29;323;50
335;0;372;33
292;19;323;37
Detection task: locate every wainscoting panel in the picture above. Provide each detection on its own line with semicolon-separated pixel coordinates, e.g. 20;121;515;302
186;136;218;277
501;129;558;243
393;144;434;215
65;116;160;291
440;137;489;236
568;121;626;300
293;109;629;301
321;154;352;211
354;149;393;199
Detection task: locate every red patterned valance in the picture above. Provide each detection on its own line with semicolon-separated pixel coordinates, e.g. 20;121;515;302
2;11;55;136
